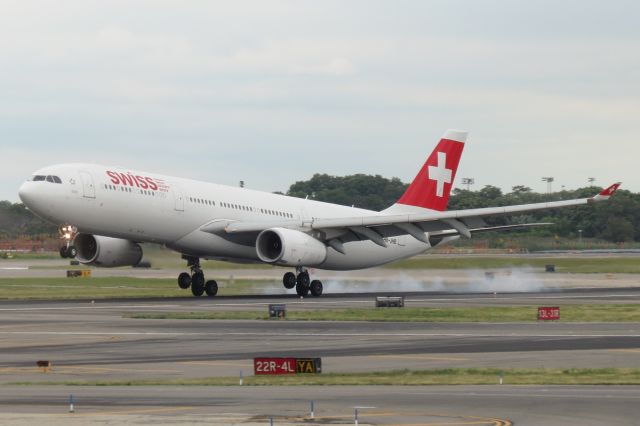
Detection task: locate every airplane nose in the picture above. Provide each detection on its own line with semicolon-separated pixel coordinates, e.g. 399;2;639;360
18;182;33;205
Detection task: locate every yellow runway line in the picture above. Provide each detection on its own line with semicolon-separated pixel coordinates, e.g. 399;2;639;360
0;367;37;373
386;422;501;426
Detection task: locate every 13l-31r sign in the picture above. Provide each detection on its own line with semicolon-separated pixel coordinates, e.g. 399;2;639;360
537;306;560;321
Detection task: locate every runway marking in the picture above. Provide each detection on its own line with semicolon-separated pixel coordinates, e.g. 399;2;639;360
609;348;640;353
370;355;470;362
387;422;504;426
57;365;183;374
178;360;252;367
0;367;37;373
0;365;183;374
0;304;180;312
302;410;508;426
398;390;640;400
79;406;197;416
410;294;640;303
0;331;638;338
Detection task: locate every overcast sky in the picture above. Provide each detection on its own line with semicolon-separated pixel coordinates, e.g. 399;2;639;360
1;0;638;202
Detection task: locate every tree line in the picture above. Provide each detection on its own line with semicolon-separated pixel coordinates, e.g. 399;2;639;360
1;174;638;242
288;174;638;242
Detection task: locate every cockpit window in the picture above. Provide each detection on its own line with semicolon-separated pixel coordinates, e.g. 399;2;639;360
33;175;62;183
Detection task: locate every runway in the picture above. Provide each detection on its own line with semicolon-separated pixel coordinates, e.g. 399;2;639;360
0;288;638;424
0;385;638;425
2;284;639;307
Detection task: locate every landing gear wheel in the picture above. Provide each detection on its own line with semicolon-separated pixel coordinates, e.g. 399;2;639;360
296;281;309;297
205;280;218;297
67;246;77;258
178;272;191;289
297;271;310;287
310;280;323;297
59;246;69;259
283;272;296;289
296;271;310;297
191;272;205;297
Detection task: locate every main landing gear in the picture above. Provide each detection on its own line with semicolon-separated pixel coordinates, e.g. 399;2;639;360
178;255;218;297
282;268;323;297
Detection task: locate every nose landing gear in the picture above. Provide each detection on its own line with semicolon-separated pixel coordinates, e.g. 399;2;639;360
177;255;218;297
58;225;78;259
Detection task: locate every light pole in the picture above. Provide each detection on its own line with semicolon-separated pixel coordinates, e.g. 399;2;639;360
541;177;554;194
461;178;475;191
588;177;596;185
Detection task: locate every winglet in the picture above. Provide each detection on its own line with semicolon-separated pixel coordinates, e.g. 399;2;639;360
592;182;622;201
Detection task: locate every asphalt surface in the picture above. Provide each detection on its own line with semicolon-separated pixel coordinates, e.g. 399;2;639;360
0;385;638;425
0;288;638;424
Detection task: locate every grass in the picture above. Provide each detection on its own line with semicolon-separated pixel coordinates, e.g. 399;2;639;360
127;304;640;322
386;256;640;273
11;368;640;386
0;277;278;299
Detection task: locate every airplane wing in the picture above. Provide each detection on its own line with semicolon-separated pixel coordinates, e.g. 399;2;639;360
210;183;621;250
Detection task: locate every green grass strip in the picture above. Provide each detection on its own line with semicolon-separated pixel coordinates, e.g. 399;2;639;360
10;368;640;386
126;304;640;322
0;277;276;299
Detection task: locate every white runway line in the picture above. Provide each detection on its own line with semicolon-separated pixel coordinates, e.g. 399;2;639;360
410;294;640;302
0;331;638;338
394;389;640;400
0;304;181;311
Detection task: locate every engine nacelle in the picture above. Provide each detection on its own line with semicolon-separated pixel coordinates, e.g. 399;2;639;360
73;233;143;267
256;228;327;267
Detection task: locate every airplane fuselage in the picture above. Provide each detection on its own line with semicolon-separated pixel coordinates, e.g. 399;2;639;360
18;163;430;270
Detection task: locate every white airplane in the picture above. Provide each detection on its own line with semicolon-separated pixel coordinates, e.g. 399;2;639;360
18;130;620;297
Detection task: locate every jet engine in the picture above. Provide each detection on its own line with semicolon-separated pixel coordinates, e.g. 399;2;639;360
256;228;327;266
73;233;143;267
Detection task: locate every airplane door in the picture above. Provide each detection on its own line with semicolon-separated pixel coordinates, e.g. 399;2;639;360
173;186;184;211
79;171;96;198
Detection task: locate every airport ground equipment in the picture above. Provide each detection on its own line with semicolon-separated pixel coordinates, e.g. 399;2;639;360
375;296;405;307
269;304;286;319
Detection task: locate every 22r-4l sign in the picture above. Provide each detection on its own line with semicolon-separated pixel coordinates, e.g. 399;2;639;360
254;358;296;375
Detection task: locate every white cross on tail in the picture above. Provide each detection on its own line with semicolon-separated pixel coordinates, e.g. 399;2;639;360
427;152;452;197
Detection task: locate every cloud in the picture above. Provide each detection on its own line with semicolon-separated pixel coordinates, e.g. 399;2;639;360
0;1;639;201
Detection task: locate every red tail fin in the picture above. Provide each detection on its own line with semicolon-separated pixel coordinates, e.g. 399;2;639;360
396;129;467;211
